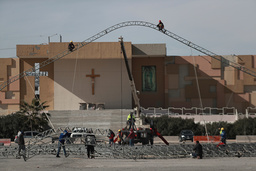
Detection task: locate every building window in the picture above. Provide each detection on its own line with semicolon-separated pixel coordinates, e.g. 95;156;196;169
210;85;216;93
5;91;15;99
142;66;156;92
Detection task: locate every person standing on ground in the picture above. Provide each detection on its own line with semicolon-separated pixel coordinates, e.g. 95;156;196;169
17;131;26;161
192;140;203;159
108;129;115;146
149;128;154;145
117;129;123;145
128;128;135;146
56;130;69;158
217;127;227;147
220;127;227;145
86;144;95;159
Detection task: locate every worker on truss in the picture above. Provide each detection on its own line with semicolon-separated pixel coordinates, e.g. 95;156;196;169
68;41;75;52
157;20;164;31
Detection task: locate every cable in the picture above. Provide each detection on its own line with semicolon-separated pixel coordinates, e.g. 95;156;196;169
191;48;209;142
120;44;123;129
0;48;16;50
71;44;79;93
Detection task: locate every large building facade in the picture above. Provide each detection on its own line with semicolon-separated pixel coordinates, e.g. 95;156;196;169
0;42;256;115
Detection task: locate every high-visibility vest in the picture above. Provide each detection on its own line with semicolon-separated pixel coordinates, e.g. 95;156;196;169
127;114;135;121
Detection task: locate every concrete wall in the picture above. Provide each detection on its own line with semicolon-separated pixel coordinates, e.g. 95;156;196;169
19;58;54;110
0;58;20;115
165;55;256;112
2;42;256;115
132;57;165;108
17;42;132;110
54;59;132;110
132;44;166;56
52;42;132;110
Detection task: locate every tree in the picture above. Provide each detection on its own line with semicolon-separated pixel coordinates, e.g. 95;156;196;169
0;113;29;140
17;98;51;132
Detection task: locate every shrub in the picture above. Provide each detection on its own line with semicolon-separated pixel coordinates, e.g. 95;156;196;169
143;116;256;139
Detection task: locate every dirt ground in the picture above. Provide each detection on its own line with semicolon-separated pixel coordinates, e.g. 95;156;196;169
1;155;255;171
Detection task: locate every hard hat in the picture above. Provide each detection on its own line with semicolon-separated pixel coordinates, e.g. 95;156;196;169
118;129;121;132
70;40;73;42
159;20;161;22
221;127;224;131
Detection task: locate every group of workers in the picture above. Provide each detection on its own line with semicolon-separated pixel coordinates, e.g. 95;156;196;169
108;112;137;146
192;127;227;159
55;129;95;159
15;126;227;160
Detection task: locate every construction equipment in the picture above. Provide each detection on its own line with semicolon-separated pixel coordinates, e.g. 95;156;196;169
120;127;169;146
119;36;169;146
119;36;141;117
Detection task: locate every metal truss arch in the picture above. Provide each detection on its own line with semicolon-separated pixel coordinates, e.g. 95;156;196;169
1;20;255;91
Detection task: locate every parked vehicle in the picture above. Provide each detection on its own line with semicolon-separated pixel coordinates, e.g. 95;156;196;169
70;127;96;145
179;130;194;142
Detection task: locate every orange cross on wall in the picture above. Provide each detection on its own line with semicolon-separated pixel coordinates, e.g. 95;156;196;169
86;69;100;95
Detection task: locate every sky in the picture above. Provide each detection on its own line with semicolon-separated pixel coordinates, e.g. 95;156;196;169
0;0;255;58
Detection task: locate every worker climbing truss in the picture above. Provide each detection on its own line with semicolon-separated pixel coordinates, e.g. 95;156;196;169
1;21;256;91
0;127;256;160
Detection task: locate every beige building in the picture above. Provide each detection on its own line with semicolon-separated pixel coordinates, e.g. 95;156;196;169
0;41;256;115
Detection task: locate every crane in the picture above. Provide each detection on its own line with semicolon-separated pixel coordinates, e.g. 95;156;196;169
119;36;141;117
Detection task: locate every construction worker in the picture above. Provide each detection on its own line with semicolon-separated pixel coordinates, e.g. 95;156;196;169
56;130;69;158
107;129;115;146
127;112;135;130
17;131;26;161
192;141;203;159
86;145;94;159
117;129;123;145
127;128;135;146
220;127;227;145
157;20;164;31
68;41;75;52
149;128;154;145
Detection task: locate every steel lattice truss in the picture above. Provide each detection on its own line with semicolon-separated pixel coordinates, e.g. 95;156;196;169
1;127;256;160
1;21;256;91
1;142;256;160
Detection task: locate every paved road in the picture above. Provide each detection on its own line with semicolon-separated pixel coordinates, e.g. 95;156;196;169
1;155;256;171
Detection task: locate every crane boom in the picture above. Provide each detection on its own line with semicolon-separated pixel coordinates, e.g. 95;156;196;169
1;21;255;91
119;36;141;117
